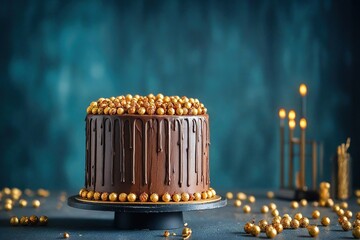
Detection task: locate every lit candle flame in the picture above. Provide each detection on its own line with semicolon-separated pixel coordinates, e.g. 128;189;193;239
279;108;286;119
299;84;307;97
289;119;296;129
288;110;296;120
300;118;307;129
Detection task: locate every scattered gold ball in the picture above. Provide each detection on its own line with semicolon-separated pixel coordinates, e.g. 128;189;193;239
338;209;345;217
353;226;360;239
181;193;190;202
248;195;256;203
63;232;70;238
354;219;360;228
345;210;353;219
357;212;360;220
244;222;254;234
267;191;274;199
100;192;108;201
327;198;334;207
19;199;28;208
307;225;320;237
226;192;233;200
39;216;48;226
273;222;284;234
320;182;330;189
259;220;268;232
283;213;291;220
272;216;282;224
29;215;39;225
271;209;279;217
4;203;13;211
342;221;352;231
243;205;251;213
162;193;171;202
294;213;303;221
300;217;310;228
312;210;321;219
163;230;170;237
3;187;11;195
93;192;101;200
291;201;299;209
172;193;181;202
234;200;242;207
150;193;159;203
339;216;349;224
261;205;269;213
300;199;308;206
340;202;349;209
266;225;277;238
237;192;247;200
5;198;13;205
291;219;300;229
118;193;127;202
269;202;277;211
20;216;29;226
194;192;201;201
251;225;261;237
10;216;19;226
281;217;291;229
333;204;340;212
127;193;137;202
321;216;331;226
182;227;192;238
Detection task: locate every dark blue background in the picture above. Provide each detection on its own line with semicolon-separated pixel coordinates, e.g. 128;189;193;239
1;0;359;192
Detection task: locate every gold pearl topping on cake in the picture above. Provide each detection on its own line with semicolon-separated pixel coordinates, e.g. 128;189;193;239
86;94;207;116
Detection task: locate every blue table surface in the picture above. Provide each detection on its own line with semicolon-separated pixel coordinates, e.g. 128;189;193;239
0;190;359;240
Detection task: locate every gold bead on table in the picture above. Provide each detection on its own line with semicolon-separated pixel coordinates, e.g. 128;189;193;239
273;222;284;234
10;216;19;226
340;202;348;209
182;226;192;238
291;201;299;209
243;205;251;213
93;192;101;201
172;193;181;202
272;216;281;224
194;192;201;201
345;210;353;219
266;225;277;238
269;202;277;211
118;193;127;202
163;230;170;237
109;193;118;202
29;215;39;225
354;219;360;228
312;210;321;219
281;217;291;229
300;199;308;206
321;216;331;226
267;191;274;199
357;212;360;220
32;199;41;208
248;195;256;203
294;212;303;221
259;220;268;232
127;193;137;202
261;205;269;213
251;225;261;237
234;200;242;207
20;216;29;226
63;232;70;238
100;192;109;201
307;225;320;237
4;203;13;211
339;216;348;224
337;209;345;217
150;193;159;203
226;192;233;200
353;226;360;239
19;199;28;207
244;222;254;234
342;221;352;231
237;192;247;200
271;209;279;217
162;193;171;202
181;193;190;202
39;216;48;226
300;217;310;228
291;219;300;229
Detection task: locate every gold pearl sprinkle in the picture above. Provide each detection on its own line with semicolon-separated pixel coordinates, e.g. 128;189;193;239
10;216;19;226
20;216;29;226
353;226;360;238
29;215;39;225
181;193;190;202
226;192;233;200
39;216;48;226
93;192;101;201
172;193;181;202
243;205;251;213
163;230;170;237
234;200;242;207
261;205;269;213
127;193;137;202
32;200;41;208
321;216;331;226
194;192;201;201
118;193;127;202
63;232;70;238
308;225;320;237
109;193;118;202
4;203;13;211
312;210;321;219
150;193;159;203
290;201;299;209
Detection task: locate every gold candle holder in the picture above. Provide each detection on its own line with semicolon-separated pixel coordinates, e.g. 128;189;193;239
299;118;307;189
279;108;286;188
312;141;317;190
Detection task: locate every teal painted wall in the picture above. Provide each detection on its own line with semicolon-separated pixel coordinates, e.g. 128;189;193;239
1;0;359;191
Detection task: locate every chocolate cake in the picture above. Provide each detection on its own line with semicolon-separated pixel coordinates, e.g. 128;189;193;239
79;94;215;203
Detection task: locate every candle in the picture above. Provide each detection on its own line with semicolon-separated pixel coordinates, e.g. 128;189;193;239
299;118;307;189
299;84;307;118
279;108;286;188
312;141;317;190
288;111;296;189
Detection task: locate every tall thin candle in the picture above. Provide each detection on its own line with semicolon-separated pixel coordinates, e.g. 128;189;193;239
279;108;286;188
299;118;307;189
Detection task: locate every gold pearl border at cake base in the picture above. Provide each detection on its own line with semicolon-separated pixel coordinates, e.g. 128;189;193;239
77;188;220;205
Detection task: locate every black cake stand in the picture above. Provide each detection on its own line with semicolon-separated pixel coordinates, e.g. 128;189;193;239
68;195;227;230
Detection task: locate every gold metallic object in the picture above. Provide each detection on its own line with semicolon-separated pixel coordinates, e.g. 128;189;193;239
39;216;48;226
207;190;213;199
194;192;201;201
251;225;261;236
101;192;109;201
127;193;137;202
271;209;279;217
63;232;70;238
261;205;269;213
243;205;251;213
353;220;360;228
300;199;307;207
267;191;274;199
357;212;360;220
29;215;39;225
291;219;300;229
266;225;277;238
226;192;233;200
163;230;170;237
32;200;41;208
299;84;307;97
237;192;247;200
182;226;192;239
10;216;19;226
162;193;171;202
281;217;291;229
19;199;27;207
234;200;241;207
272;216;281;224
20;216;29;226
345;210;353;219
312;210;320;219
340;202;349;209
118;193;127;202
172;194;181;202
290;201;299;209
294;213;303;221
321;217;331;226
201;192;208;200
37;188;50;197
339;216;348;224
307;225;319;237
3;187;11;195
269;203;277;211
181;193;190;202
248;195;255;203
4;203;13;211
299;217;310;228
353;226;360;239
244;222;254;234
86;191;94;200
150;193;159;203
259;220;268;232
93;192;101;200
273;223;283;234
342;221;352;231
109;193;118;202
81;190;88;198
139;192;149;202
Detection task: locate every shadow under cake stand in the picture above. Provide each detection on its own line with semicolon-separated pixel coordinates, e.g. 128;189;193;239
68;195;227;230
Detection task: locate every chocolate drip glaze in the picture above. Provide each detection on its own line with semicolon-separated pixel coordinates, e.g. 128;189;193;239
84;114;210;195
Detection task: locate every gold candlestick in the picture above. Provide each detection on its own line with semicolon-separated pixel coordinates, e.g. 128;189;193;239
279;108;286;188
312;141;317;190
299;118;307;189
288;110;296;189
299;84;307;118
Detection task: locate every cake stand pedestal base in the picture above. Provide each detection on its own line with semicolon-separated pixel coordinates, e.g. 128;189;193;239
68;195;226;230
277;188;319;201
